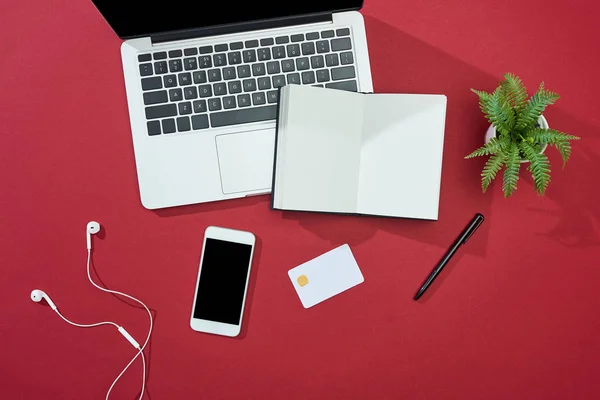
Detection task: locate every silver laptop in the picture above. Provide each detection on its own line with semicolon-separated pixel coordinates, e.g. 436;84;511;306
91;0;373;209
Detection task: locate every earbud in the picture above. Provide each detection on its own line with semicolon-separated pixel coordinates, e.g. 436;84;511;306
86;221;100;250
31;289;57;310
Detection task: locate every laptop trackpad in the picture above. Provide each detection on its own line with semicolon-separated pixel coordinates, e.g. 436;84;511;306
216;130;275;194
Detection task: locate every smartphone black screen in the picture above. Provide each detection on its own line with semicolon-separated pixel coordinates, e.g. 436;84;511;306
193;239;253;325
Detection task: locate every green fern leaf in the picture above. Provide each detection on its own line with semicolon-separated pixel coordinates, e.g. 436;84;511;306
471;89;493;118
528;128;580;167
500;73;528;110
486;88;512;134
502;142;520;197
519;141;551;195
515;83;560;131
465;137;503;159
481;153;505;192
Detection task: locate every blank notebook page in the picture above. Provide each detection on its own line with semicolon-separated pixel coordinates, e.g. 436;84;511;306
275;86;365;213
357;94;447;219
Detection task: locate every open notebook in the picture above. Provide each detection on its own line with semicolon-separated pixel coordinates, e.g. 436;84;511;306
271;85;447;220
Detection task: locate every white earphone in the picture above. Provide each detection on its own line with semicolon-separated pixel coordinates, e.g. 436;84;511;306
31;221;153;400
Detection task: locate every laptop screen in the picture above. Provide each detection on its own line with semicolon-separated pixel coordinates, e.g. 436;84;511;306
91;1;364;39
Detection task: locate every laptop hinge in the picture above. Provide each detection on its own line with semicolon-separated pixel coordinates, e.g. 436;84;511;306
151;12;333;45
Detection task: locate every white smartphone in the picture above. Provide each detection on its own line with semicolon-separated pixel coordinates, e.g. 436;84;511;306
190;226;256;337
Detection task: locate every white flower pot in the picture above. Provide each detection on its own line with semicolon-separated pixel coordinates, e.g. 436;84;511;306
484;115;549;164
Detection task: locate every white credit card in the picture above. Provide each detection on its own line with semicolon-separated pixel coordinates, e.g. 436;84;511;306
288;244;364;308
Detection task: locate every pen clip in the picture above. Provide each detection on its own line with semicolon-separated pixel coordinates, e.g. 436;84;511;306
462;215;484;244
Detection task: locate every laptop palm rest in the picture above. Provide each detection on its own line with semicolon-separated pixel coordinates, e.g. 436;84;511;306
215;129;275;195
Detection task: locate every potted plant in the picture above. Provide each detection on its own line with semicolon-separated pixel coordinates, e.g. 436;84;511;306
465;73;579;197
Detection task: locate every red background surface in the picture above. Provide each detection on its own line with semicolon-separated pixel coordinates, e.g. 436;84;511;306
2;0;600;399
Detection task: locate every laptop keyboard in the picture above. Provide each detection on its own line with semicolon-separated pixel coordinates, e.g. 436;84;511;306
137;28;358;136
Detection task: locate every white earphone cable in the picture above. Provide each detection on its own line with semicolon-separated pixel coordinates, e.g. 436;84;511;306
87;250;153;400
54;309;119;330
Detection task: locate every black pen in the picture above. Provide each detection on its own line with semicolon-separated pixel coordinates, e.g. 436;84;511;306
414;213;485;300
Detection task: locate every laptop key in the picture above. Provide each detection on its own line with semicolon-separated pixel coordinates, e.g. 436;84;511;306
184;86;198;99
169;59;183;72
302;71;316;84
325;54;339;67
316;40;330;53
178;72;192;86
296;57;309;71
281;59;295;72
286;44;300;57
260;38;274;46
306;32;319;40
154;52;167;60
287;73;300;85
139;63;153;76
267;90;278;104
213;53;227;67
316;69;330;82
191;114;209;129
199;56;212;68
139;54;152;62
164;74;177;87
169;89;183;102
245;40;259;48
215;44;228;52
223;96;236;109
184;57;198;70
184;48;198;56
177;116;191;132
178;102;192;115
302;42;315;55
146;104;177;119
340;52;354;65
272;46;285;59
267;61;280;74
193;100;207;113
331;38;352;51
243;78;257;92
193;71;207;84
252;63;266;76
223;67;236;80
310;55;324;69
237;94;251;107
258;48;271;61
143;90;168;105
199;46;212;54
169;50;182;58
141;77;162;91
208;69;222;82
321;30;334;38
213;82;227;96
291;34;304;42
198;85;212;98
331;66;355;81
228;80;242;94
252;92;266;105
162;118;176;134
275;36;289;44
147;120;161;136
210;105;277;127
326;80;358;92
230;42;243;50
237;65;251;78
243;50;256;63
258;77;271;90
336;28;350;36
272;75;286;88
208;98;222;111
228;51;242;65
